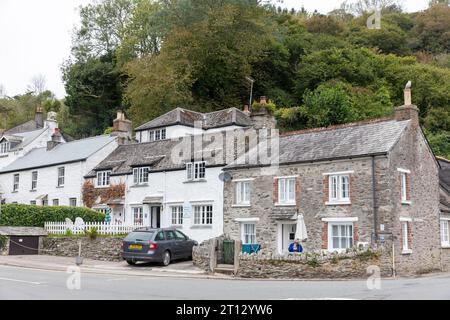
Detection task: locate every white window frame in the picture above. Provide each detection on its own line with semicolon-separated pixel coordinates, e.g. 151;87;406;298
57;167;65;187
328;174;350;204
171;206;184;226
0;140;10;154
96;171;111;187
69;198;77;207
31;171;38;191
13;174;19;192
132;207;143;225
53;199;59;206
149;128;166;142
241;223;256;245
186;161;206;181
235;181;251;205
401;221;412;254
133;167;150;185
328;222;354;252
441;219;450;248
278;177;296;205
193;205;213;226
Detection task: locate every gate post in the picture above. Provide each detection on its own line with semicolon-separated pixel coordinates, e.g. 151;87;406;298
234;240;241;275
209;238;217;273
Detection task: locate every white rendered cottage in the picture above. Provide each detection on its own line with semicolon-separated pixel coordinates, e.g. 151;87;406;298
85;103;274;243
0;109;66;170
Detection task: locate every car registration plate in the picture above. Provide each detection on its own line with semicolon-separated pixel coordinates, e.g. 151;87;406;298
129;244;142;250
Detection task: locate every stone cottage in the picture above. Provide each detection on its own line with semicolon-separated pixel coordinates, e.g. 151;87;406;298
222;85;443;275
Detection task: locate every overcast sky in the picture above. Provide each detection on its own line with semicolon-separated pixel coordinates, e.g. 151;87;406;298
0;0;430;99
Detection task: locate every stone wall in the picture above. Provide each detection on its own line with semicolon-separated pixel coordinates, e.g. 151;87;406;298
193;235;227;272
42;237;123;262
0;236;9;256
237;249;392;279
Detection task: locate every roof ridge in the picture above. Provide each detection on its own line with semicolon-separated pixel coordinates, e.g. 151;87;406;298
280;117;397;137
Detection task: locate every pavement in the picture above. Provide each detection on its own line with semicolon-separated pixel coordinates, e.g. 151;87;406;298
0;255;232;280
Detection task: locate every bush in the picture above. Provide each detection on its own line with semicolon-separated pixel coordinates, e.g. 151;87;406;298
0;204;104;227
84;227;99;240
0;235;7;250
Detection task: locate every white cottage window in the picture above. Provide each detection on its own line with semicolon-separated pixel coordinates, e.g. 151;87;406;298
441;219;449;247
193;205;213;225
31;171;38;191
171;206;183;226
186;161;206;181
96;171;111;187
235;181;251;205
149;128;166;142
57;167;65;187
329;223;353;252
13;174;19;192
241;223;256;244
278;177;295;204
0;141;10;154
133;167;149;185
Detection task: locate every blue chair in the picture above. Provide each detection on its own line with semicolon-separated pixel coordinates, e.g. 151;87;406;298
242;244;261;254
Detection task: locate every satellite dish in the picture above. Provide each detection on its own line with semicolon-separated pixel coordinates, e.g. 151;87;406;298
219;172;233;182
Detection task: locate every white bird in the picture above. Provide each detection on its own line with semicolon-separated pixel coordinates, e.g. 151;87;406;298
405;81;412;89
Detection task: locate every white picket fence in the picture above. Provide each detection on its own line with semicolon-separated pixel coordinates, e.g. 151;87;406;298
44;222;144;235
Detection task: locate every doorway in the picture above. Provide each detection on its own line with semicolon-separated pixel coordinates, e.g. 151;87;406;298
281;224;297;253
150;206;161;228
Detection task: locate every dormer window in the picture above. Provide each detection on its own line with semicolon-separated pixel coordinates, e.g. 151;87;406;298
186;161;206;181
149;128;166;142
96;171;111;187
0;140;10;154
133;167;149;185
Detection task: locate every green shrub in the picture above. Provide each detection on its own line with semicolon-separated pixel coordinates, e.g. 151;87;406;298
65;229;74;237
84;227;99;240
0;204;104;227
0;235;7;250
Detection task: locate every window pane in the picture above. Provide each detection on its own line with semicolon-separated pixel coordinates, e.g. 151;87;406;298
288;179;295;201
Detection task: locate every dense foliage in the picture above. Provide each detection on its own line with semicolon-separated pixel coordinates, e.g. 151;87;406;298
1;0;449;156
0;204;104;227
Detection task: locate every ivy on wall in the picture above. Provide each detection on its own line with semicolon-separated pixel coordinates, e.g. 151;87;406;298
82;180;126;209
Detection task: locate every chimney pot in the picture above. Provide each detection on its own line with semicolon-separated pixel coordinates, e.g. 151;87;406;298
395;82;419;125
243;105;250;116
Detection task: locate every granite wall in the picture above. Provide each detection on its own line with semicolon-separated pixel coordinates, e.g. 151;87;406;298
42;237;123;262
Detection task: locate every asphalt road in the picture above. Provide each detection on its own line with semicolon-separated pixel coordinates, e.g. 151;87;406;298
1;265;450;300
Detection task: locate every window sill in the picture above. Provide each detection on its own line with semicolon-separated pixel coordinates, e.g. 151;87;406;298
56;186;64;189
232;204;251;208
11;191;18;193
183;179;207;184
325;201;351;206
274;203;296;207
401;201;412;205
191;225;213;229
171;224;183;229
131;184;149;188
402;249;413;255
29;190;37;192
0;154;8;158
95;186;110;189
441;244;450;249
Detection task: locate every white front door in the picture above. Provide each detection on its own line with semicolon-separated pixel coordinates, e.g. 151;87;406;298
281;224;297;253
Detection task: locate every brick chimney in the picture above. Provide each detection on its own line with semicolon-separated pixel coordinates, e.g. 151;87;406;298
35;106;44;128
47;128;63;151
395;81;419;125
111;110;133;142
250;96;277;130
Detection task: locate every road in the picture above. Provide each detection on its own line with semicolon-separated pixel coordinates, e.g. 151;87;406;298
1;265;450;300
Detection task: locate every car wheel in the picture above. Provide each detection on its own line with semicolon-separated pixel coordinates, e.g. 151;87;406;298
126;260;136;266
162;251;171;266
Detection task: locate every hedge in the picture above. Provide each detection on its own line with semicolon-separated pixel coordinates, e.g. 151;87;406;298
0;204;105;227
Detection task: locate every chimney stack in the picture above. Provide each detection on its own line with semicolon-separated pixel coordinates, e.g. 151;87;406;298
395;81;419;125
35;106;44;128
47;128;62;151
250;96;277;130
111;110;133;142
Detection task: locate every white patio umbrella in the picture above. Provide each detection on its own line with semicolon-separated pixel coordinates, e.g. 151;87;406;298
295;214;308;241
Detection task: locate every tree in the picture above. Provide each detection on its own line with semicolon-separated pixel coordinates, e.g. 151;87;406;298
27;74;47;95
62;52;123;137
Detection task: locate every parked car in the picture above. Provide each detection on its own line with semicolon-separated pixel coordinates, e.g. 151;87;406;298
121;227;198;266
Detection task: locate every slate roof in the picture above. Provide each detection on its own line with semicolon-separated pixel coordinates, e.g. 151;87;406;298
226;119;411;169
0;227;47;236
135;107;252;131
86;133;228;177
0;135;117;173
1;128;47;151
4;120;42;135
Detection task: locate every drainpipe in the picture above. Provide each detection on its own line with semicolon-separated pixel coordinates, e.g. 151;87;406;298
372;156;378;243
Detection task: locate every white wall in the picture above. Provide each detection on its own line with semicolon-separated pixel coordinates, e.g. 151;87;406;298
93;167;224;243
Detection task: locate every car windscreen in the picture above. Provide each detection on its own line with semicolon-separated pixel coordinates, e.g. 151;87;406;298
124;232;154;242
